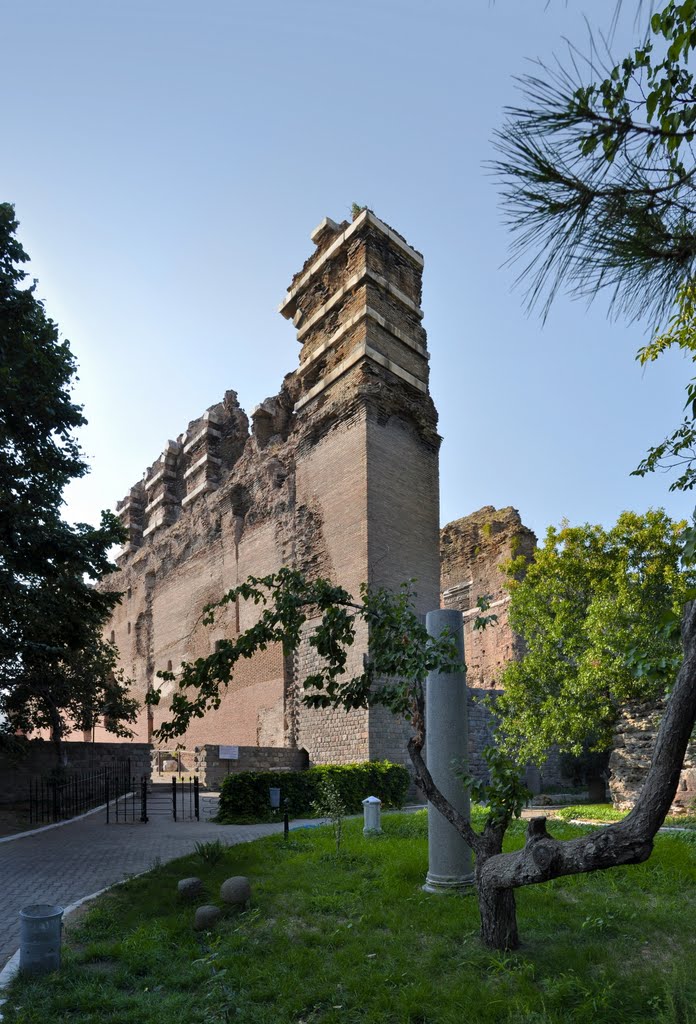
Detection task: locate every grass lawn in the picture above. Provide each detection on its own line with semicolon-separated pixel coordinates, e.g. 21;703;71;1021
554;804;696;828
4;811;696;1024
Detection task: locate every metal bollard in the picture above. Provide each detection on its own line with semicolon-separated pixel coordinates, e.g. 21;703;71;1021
19;904;63;976
140;775;149;823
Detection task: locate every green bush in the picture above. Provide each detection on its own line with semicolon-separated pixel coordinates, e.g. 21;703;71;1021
216;760;409;822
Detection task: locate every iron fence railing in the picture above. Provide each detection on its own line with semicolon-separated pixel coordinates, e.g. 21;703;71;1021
105;774;149;824
28;760;132;825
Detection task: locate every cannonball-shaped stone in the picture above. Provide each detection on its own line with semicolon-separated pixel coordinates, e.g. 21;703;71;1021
177;877;204;901
194;905;222;931
220;876;251;908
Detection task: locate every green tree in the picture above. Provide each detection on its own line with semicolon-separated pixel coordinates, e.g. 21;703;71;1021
496;510;693;764
0;202;137;752
494;0;696;489
150;567;696;951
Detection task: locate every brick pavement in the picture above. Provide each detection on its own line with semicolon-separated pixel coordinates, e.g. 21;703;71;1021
0;787;315;971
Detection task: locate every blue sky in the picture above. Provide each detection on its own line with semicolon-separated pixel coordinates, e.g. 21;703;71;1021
4;0;693;543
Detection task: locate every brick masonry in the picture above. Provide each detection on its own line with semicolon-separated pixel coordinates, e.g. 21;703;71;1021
97;210;440;772
88;213;665;801
440;506;536;690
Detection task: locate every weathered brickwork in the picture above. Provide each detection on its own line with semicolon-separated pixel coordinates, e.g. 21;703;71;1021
98;211;440;770
440;506;536;689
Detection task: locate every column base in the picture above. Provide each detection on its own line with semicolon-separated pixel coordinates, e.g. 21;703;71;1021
422;871;475;895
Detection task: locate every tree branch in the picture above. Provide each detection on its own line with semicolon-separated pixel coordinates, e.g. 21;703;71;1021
407;735;485;856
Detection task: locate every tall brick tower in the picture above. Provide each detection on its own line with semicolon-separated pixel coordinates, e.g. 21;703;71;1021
97;209;439;771
282;209;441;764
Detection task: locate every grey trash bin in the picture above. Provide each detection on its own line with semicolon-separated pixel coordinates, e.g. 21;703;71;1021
19;904;64;976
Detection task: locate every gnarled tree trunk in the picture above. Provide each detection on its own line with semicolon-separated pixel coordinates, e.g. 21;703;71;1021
476;875;519;951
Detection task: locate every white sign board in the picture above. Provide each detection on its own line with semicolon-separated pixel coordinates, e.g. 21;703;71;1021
218;745;239;760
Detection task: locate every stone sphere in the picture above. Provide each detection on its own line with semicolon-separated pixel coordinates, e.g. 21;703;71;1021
220;876;251;908
177;877;204;901
194;905;222;931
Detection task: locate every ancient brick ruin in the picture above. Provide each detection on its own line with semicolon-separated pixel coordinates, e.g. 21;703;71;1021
101;210;442;768
610;700;696;814
441;507;536;690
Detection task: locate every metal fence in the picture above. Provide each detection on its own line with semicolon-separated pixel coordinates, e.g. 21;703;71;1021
105;774;149;824
28;760;132;825
171;775;199;821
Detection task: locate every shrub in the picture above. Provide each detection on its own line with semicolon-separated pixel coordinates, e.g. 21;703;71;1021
216;760;409;823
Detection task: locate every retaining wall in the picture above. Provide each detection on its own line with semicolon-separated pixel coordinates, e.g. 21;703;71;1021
0;740;152;805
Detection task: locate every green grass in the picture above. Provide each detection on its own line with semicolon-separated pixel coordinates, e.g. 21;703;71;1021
555;804;696;827
4;811;696;1024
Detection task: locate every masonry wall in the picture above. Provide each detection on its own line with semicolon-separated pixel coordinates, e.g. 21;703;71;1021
98;210;440;772
610;699;696;813
440;506;536;689
0;741;151;806
191;745;310;790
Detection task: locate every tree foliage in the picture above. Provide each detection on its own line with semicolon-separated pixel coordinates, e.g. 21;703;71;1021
496;510;692;763
495;0;696;491
0;202;137;746
495;0;696;323
633;280;696;489
149;569;462;740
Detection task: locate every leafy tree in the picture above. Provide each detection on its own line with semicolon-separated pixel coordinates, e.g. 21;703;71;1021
496;510;693;764
150;567;696;951
494;0;696;489
0;202;137;753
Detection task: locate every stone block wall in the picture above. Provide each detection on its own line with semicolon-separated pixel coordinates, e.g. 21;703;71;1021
192;744;309;790
465;691;566;792
610;699;696;813
0;741;152;805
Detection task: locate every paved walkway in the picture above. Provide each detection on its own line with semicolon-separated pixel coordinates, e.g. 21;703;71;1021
0;787;315;971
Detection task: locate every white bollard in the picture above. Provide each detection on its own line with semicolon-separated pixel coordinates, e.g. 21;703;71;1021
362;796;383;835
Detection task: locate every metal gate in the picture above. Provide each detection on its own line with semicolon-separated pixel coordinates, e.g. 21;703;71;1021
171;775;200;821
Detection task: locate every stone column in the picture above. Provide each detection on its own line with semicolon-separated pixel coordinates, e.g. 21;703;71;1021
423;608;474;894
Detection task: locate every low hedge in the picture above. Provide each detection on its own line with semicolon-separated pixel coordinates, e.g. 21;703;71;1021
216;760;410;822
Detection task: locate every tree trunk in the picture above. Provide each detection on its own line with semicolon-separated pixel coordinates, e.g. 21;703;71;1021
477;875;519;951
46;701;63;769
